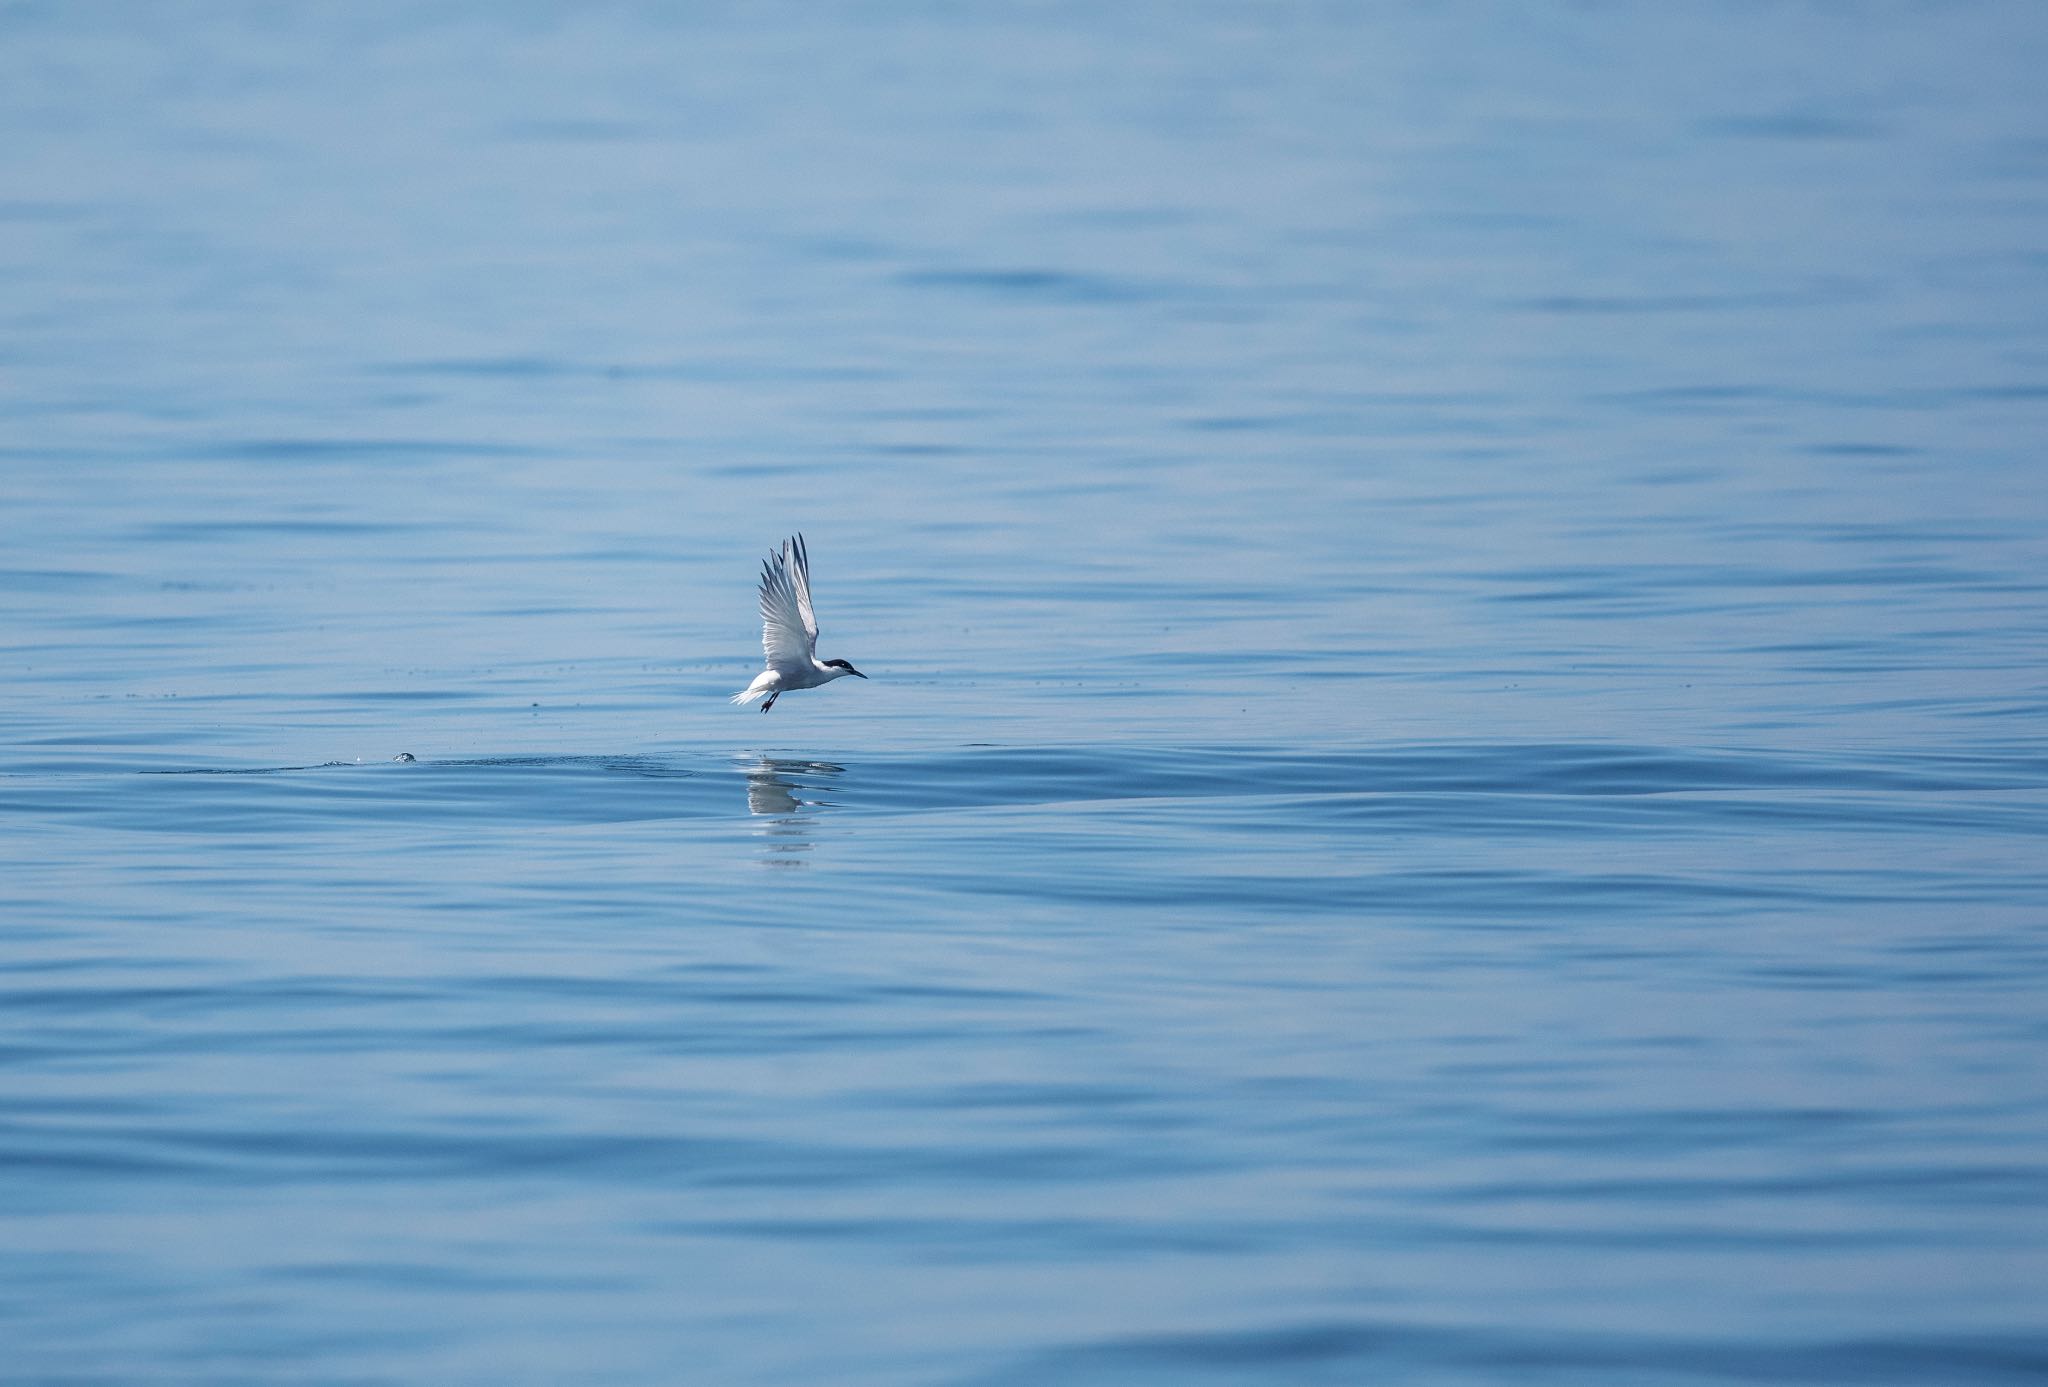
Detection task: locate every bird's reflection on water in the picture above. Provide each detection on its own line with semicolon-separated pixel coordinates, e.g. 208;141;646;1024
742;757;845;864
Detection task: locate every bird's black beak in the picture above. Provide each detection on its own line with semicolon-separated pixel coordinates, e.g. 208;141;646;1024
849;666;867;679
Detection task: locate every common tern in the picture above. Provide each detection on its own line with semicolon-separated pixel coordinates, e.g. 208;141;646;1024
732;534;866;712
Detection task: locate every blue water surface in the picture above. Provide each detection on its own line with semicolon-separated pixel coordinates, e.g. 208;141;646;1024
4;4;2047;1384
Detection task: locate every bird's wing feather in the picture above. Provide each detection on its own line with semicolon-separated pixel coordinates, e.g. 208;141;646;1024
758;535;818;668
788;533;819;647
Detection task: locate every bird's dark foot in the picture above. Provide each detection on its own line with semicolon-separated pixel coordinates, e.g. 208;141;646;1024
762;693;778;712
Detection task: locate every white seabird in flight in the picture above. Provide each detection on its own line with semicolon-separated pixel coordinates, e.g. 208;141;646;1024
732;534;866;712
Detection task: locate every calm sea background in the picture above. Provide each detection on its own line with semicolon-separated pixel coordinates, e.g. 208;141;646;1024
4;4;2047;1384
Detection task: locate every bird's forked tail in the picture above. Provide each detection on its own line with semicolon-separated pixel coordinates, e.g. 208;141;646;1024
732;671;775;706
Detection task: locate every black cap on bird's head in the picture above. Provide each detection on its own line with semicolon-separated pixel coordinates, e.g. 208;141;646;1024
822;659;867;679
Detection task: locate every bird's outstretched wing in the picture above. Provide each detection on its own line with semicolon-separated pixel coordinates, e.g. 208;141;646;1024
758;533;819;669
